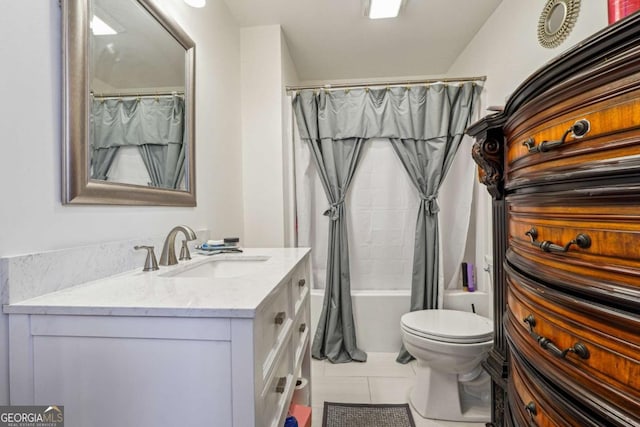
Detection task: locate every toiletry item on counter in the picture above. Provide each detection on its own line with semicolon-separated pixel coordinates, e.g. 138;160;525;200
197;237;242;255
224;237;240;246
467;263;476;292
461;262;468;291
461;262;476;292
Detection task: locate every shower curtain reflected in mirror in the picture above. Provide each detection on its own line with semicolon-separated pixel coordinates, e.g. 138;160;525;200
89;94;186;189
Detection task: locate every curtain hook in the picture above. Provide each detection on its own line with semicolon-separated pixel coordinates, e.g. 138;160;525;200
344;88;350;94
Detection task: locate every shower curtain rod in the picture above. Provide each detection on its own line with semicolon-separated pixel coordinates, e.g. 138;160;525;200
285;76;486;94
91;91;184;99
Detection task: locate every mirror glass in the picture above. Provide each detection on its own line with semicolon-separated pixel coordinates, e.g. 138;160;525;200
63;0;196;206
545;3;567;35
537;0;580;49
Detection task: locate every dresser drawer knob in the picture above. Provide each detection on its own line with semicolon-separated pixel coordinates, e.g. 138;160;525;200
525;227;591;253
522;119;590;153
298;278;306;287
274;312;286;325
275;376;287;393
299;323;307;333
525;401;537;424
523;315;590;360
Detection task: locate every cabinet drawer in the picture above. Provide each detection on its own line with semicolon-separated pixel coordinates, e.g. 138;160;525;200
504;84;640;190
260;335;293;427
505;265;640;425
507;199;640;309
508;346;602;427
290;262;309;316
255;282;291;385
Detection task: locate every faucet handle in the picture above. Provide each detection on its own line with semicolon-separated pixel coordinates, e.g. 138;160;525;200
134;245;159;272
179;240;191;261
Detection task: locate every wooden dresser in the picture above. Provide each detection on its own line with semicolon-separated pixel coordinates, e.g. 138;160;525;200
468;15;640;427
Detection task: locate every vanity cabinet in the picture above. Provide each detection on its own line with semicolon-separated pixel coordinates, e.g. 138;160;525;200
7;249;312;427
469;16;640;427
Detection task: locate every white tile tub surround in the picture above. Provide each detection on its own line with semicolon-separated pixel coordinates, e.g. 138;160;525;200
1;228;210;304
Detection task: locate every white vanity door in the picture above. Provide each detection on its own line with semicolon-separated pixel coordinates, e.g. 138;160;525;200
10;315;233;427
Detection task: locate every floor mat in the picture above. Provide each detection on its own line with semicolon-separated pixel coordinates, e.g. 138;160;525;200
322;402;416;427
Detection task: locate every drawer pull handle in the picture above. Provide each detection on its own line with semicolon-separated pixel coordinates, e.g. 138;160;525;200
525;227;591;253
525;402;537;425
276;376;287;393
274;312;286;325
298;279;306;287
523;315;590;360
522;119;590;153
299;323;307;333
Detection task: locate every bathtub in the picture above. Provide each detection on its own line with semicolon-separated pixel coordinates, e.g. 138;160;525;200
310;289;491;353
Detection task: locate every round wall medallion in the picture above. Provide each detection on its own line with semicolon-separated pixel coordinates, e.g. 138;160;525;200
538;0;581;49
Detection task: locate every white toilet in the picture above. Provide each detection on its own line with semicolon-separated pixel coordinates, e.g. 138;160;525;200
400;300;493;422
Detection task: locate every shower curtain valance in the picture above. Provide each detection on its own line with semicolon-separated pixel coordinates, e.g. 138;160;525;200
91;96;185;149
293;83;478;142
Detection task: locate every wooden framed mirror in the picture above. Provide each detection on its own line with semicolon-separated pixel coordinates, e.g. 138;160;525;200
62;0;196;205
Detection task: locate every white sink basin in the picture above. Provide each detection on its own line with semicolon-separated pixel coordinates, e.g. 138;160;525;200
161;256;270;279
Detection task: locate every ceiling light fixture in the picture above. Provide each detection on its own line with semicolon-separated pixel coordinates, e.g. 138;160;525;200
90;16;117;35
184;0;206;8
366;0;404;19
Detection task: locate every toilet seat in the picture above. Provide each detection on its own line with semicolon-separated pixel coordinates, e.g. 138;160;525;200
401;309;493;344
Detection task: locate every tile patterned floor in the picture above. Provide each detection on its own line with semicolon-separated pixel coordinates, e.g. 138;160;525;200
310;352;484;427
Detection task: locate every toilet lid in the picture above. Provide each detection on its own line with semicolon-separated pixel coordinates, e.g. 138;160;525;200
401;309;493;344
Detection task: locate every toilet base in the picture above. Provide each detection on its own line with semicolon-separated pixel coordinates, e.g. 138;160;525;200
410;364;490;422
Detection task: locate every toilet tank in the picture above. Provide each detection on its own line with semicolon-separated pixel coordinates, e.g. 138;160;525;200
443;290;492;319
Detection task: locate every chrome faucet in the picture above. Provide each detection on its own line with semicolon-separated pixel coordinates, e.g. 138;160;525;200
159;225;197;266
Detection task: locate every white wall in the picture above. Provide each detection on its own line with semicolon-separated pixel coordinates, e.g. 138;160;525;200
447;0;608;290
281;37;300;247
0;0;243;405
0;0;243;258
241;25;299;247
449;0;608;108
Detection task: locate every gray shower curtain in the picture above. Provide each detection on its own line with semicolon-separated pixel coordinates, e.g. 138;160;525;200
293;83;480;363
90;95;186;188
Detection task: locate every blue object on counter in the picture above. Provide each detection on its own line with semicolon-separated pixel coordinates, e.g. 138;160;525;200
284;415;298;427
201;243;226;250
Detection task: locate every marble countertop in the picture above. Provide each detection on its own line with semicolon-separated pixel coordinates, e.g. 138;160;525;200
3;248;310;318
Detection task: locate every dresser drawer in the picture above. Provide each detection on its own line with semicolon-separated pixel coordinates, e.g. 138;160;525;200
504;83;640;190
508;345;603;427
255;282;291;387
505;265;640;425
507;199;640;309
